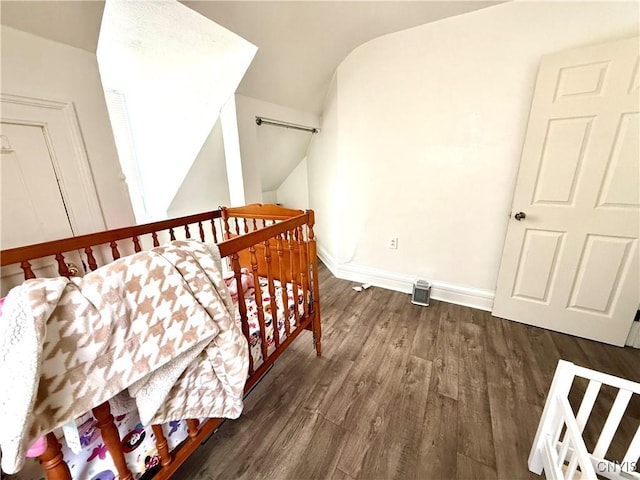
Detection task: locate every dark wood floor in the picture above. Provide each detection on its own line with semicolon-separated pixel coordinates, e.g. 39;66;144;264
174;264;640;480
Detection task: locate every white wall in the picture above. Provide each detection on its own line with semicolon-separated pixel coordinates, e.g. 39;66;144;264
262;190;277;204
167;117;230;217
276;157;309;209
307;74;339;259
1;25;135;230
307;1;640;309
235;94;320;203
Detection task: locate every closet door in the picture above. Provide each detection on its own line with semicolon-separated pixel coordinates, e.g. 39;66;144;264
492;36;639;346
1;95;104;294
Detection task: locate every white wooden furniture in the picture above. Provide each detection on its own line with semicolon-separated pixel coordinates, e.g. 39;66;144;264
529;360;640;480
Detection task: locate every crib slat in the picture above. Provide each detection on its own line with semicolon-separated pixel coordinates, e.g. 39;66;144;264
151;424;172;467
84;247;98;271
109;241;120;260
169;228;176;241
184;224;191;239
288;232;301;329
132;236;142;253
576;380;602;433
152;231;160;247
198;221;205;242
623;423;640;464
276;235;290;336
55;253;71;277
249;246;268;363
20;260;36;279
39;432;72;480
297;227;310;319
212;219;219;243
593;389;633;458
232;253;253;374
93;402;133;480
264;239;280;347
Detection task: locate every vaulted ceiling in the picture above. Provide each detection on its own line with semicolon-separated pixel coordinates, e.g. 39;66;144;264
1;1;503;116
182;1;503;115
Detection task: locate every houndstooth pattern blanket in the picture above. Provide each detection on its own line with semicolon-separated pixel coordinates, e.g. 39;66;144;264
0;241;248;474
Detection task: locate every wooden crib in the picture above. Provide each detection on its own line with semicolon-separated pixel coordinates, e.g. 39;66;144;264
529;360;640;480
0;203;321;480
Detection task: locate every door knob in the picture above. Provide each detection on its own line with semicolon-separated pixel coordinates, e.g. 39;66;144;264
514;212;526;221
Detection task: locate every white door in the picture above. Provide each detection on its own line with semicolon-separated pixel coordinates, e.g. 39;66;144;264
493;36;639;346
0;94;105;295
1;122;76;248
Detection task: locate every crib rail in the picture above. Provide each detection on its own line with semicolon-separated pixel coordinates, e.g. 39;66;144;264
0;205;321;480
1;210;223;283
530;360;640;480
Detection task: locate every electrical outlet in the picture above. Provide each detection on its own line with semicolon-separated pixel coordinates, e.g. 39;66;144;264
388;237;398;249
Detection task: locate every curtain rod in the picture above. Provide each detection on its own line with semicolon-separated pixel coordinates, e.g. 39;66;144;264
255;116;319;134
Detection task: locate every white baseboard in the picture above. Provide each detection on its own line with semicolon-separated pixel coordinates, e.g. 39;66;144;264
317;245;495;312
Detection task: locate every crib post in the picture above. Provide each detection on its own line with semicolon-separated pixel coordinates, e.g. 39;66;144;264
307;211;322;356
528;360;576;475
39;432;71;480
92;402;133;480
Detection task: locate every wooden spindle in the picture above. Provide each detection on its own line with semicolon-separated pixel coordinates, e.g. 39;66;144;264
234;217;240;235
84;247;98;271
212;219;219;243
249;245;268;362
186;419;199;440
232;253;253;373
288;232;301;329
276;235;290;336
243;219;249;234
132;236;142;253
169;228;176;241
298;227;310;319
263;239;280;348
222;214;231;240
109;241;120;260
198;221;205;241
252;218;258;231
151;424;172;467
20;260;36;279
261;219;266;228
92;402;133;480
152;231;160;247
39;432;71;480
54;253;70;277
184;224;191;239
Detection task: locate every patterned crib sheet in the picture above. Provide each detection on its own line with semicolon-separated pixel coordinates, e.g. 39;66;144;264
12;411;193;480
237;277;306;367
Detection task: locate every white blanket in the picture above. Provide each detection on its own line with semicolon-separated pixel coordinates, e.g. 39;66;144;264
0;240;248;474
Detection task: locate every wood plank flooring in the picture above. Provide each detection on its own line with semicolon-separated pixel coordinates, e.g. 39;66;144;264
174;264;640;480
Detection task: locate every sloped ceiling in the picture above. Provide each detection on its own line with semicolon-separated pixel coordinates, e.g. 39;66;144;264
0;1;104;53
182;1;503;115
